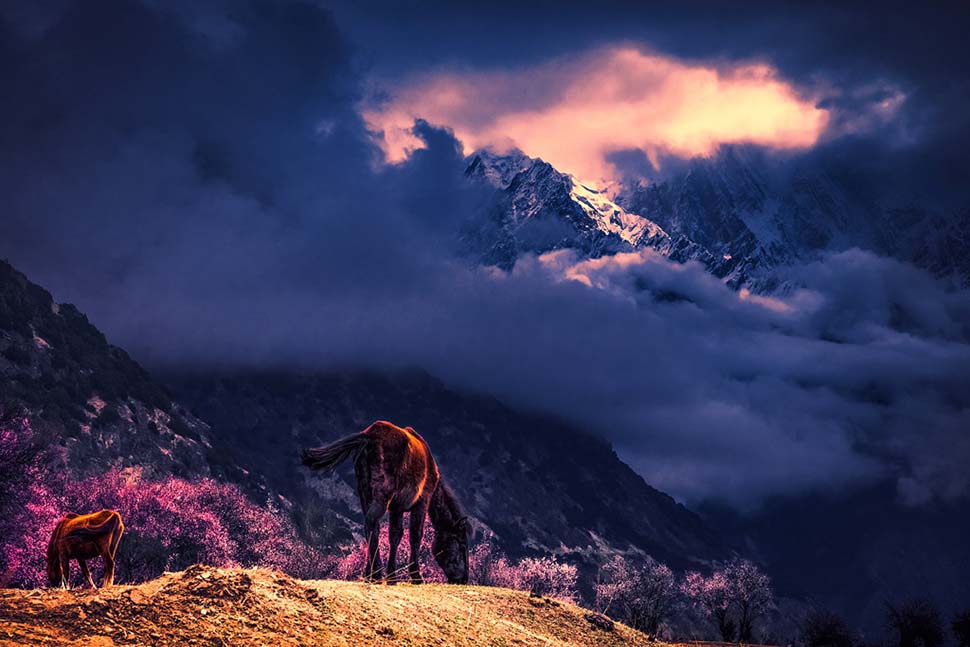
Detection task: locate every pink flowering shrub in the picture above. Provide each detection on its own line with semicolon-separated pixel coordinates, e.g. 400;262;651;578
0;417;325;588
469;536;578;601
324;531;577;601
326;525;446;583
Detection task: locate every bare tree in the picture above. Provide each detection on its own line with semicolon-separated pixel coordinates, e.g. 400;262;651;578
887;599;944;647
595;555;679;638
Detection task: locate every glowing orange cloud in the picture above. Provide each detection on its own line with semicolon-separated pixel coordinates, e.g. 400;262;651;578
363;47;830;183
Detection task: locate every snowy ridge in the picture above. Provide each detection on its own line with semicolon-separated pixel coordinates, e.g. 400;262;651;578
463;149;677;270
568;179;667;247
463;146;970;289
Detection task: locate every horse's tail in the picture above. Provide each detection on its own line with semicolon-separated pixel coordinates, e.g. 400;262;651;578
301;433;369;472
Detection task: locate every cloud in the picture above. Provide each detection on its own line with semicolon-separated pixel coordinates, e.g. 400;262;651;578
1;0;968;510
363;46;834;183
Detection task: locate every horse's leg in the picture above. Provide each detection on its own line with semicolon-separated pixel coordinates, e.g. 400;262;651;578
408;501;428;584
363;501;386;582
59;553;71;589
106;522;123;586
78;559;96;589
103;553;115;587
386;510;405;585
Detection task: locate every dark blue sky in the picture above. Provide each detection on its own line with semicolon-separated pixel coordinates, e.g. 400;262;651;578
1;0;968;508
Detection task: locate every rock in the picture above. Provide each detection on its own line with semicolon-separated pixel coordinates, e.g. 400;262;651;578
69;637;115;647
128;590;148;605
584;613;614;632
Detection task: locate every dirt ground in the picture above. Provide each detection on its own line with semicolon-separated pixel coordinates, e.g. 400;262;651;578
0;565;655;647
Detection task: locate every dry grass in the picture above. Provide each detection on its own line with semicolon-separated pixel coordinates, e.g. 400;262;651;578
0;565;655;647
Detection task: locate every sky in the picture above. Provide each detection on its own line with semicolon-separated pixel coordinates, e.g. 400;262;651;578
1;0;969;509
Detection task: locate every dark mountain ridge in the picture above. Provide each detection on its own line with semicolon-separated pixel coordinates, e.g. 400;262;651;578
168;369;729;571
0;259;210;477
0;259;729;582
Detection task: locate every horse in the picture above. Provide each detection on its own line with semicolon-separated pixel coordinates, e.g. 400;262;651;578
301;420;470;584
46;510;124;589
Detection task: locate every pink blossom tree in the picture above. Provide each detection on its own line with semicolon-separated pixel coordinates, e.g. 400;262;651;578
511;556;579;601
0;418;327;589
682;559;774;643
723;558;774;642
595;554;679;637
467;536;577;601
682;570;736;641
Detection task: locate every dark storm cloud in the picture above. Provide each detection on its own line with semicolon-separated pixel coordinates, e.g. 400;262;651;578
1;0;968;507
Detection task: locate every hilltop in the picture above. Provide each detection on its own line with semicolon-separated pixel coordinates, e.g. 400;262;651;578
0;565;651;647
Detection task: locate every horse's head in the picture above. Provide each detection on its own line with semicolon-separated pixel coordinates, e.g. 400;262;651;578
433;516;470;584
46;556;62;587
46;515;74;587
46;537;64;587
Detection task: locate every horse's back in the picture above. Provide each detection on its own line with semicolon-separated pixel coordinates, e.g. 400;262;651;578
363;421;436;466
360;421;439;510
58;510;122;539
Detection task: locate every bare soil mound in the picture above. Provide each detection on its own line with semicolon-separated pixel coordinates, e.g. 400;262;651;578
0;565;653;646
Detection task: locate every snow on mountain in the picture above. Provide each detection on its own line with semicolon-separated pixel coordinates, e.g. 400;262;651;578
463;146;970;289
462;149;680;270
568;179;667;247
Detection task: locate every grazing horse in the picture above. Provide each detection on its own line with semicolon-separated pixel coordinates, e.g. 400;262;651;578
47;510;124;589
301;420;470;584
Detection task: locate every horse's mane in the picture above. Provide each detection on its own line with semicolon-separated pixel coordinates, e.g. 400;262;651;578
428;480;465;530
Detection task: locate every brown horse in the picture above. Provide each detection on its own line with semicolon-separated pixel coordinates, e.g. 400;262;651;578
47;510;124;589
301;420;469;584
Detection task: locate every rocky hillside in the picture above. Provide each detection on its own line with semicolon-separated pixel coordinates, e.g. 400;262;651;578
0;260;210;477
0;259;729;579
169;371;728;572
0;565;650;647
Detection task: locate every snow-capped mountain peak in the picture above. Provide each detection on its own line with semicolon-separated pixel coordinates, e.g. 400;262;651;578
568;178;667;246
463;145;970;288
462;149;672;268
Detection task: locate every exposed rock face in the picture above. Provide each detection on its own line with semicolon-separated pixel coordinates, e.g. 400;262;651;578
0;260;211;477
462;150;677;270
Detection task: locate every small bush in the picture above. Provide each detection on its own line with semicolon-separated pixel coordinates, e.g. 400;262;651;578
803;610;856;647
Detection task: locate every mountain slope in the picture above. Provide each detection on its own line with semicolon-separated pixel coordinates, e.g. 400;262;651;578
0;564;652;647
463;147;970;288
169;371;729;572
0;260;210;477
701;483;970;635
0;259;730;579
